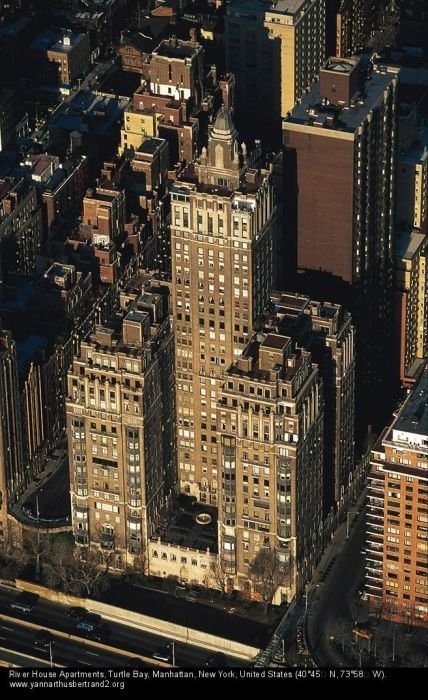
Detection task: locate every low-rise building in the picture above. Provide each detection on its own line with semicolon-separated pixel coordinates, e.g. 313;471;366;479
23;154;88;240
31;29;90;89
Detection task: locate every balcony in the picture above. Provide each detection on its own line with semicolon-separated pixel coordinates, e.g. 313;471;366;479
366;552;383;564
365;581;382;596
128;538;142;555
74;531;89;544
366;568;382;580
100;532;115;550
128;498;142;508
367;524;383;536
366;533;383;545
366;507;383;518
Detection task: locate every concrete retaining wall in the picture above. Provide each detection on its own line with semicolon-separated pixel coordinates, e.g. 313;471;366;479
15;580;259;660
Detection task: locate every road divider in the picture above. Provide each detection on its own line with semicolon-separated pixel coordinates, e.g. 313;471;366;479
0;613;170;668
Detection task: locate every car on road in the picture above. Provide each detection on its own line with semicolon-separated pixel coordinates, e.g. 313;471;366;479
34;630;55;649
66;606;87;621
76;613;102;633
152;643;173;663
10;592;39;614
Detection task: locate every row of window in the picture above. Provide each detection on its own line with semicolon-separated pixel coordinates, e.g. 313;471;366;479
151;551;205;567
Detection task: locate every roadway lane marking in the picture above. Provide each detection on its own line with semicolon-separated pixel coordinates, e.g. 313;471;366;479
85;651;99;657
0;636;5;640
79;660;91;665
0;626;13;632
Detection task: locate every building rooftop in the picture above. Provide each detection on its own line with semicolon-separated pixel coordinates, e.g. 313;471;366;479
49;92;129;136
154;38;200;60
324;58;356;74
155;495;218;553
395;230;427;260
227;0;308;16
261;333;289;351
31;30;85;53
393;371;428;438
137;137;165;155
285;64;398;134
121;31;153;54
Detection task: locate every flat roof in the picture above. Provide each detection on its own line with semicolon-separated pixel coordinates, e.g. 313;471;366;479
261;333;289;350
227;0;308;15
155;40;198;59
49;92;129;135
324;58;357;74
45;262;74;279
286;65;397;134
137;136;165;154
395;230;427;260
394;372;428;437
124;309;149;324
31;30;84;53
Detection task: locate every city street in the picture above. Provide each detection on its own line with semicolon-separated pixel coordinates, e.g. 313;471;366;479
306;499;367;667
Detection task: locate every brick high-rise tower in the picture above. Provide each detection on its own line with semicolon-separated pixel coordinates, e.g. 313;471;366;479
283;58;399;436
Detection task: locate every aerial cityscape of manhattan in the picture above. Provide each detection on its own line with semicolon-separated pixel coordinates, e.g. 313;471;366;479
0;0;426;685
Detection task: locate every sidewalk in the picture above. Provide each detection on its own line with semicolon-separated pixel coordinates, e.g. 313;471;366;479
10;451;69;527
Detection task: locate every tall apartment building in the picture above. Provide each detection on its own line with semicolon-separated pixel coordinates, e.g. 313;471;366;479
0;178;43;294
218;332;324;599
267;292;355;515
334;0;380;58
170;107;279;504
283;58;399;435
67;280;175;563
365;370;428;627
0;329;25;542
225;0;325;144
395;231;427;385
396;125;428;234
0;89;15;151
